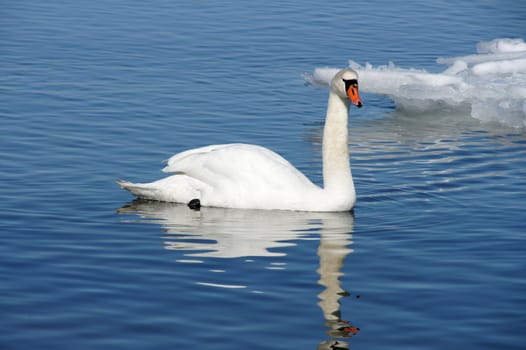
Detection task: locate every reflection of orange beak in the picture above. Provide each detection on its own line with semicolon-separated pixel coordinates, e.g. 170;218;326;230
347;85;363;108
342;326;360;335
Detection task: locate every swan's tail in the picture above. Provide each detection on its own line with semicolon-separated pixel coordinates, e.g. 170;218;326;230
117;180;160;200
117;176;200;203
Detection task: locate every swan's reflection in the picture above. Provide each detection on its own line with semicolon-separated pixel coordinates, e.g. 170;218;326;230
118;200;359;348
317;222;359;350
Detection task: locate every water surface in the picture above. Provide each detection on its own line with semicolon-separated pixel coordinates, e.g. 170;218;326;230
1;1;525;349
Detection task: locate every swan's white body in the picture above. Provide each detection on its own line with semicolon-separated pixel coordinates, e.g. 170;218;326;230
119;69;362;212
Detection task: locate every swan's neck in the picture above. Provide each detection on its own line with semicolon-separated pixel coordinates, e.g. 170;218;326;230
322;92;354;196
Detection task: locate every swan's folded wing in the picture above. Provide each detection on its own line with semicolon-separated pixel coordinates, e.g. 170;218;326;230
162;143;316;191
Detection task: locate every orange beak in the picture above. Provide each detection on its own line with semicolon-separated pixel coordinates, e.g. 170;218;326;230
347;84;363;108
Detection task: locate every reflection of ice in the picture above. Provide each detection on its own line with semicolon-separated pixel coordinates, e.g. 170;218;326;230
117;200;359;347
305;38;526;128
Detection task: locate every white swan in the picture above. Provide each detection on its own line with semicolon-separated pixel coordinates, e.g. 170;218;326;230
118;69;363;212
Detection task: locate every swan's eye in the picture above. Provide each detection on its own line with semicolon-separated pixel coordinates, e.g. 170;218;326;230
343;79;358;91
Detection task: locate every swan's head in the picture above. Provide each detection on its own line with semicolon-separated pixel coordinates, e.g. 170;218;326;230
331;69;363;108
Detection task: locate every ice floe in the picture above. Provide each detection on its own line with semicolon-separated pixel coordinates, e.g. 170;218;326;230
305;38;526;128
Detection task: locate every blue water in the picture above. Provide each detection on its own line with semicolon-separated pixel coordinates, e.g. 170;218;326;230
1;1;525;349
